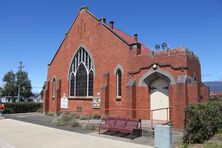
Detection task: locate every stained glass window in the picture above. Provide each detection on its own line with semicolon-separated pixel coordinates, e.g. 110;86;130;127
76;64;87;96
88;71;93;96
69;47;94;97
70;73;75;96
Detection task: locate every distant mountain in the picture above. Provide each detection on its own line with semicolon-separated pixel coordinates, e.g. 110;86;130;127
204;81;222;92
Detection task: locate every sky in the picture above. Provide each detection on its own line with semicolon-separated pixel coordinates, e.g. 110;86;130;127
0;0;222;93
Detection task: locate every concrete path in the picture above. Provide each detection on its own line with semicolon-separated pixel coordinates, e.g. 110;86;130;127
0;118;152;148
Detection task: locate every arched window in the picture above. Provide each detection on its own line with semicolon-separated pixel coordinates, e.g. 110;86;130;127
88;70;93;96
69;47;94;97
116;69;122;97
70;73;75;96
76;64;87;96
52;77;56;98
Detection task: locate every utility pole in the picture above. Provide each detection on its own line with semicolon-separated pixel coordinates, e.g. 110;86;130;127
17;61;24;102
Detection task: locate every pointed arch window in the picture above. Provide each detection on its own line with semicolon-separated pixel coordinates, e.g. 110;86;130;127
116;69;122;97
69;47;94;97
52;77;56;98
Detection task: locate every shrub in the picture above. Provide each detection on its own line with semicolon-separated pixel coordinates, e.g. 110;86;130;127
79;115;90;120
2;102;42;114
45;112;56;117
183;101;222;144
51;113;77;126
93;114;101;119
3;108;13;114
204;142;222;148
36;107;43;113
82;123;97;130
217;128;222;134
69;120;80;127
100;115;107;120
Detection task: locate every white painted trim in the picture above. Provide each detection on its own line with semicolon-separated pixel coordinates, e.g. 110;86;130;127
67;44;96;80
67;45;96;98
138;68;176;86
114;64;124;74
68;96;94;99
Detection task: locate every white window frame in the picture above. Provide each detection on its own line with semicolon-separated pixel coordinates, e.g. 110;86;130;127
69;47;94;98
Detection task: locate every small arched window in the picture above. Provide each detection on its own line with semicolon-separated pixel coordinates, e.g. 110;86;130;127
116;69;122;97
52;77;56;98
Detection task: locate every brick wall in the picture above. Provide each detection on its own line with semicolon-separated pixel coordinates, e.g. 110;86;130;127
44;8;209;128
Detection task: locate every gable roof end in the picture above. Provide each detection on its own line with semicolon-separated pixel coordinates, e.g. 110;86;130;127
48;7;150;66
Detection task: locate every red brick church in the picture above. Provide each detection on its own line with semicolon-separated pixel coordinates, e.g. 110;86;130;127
43;7;209;128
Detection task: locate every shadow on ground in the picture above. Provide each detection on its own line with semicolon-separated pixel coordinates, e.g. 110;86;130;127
101;130;140;140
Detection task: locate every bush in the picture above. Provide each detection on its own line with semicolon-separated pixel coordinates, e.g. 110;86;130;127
3;108;13;114
2;102;42;114
69;120;80;127
93;114;101;119
100;115;107;121
82;123;97;130
45;112;56;117
79;115;90;120
204;142;222;148
217;128;222;134
183;101;222;144
51;113;77;126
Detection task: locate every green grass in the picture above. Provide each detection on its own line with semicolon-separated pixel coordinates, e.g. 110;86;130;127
204;142;222;148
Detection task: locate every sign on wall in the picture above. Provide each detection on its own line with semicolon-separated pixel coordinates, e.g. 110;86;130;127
60;95;68;109
93;98;101;109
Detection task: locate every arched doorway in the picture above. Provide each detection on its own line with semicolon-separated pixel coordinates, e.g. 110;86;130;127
150;77;169;121
140;70;174;122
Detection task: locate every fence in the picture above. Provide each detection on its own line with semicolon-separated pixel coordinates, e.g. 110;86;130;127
59;107;171;129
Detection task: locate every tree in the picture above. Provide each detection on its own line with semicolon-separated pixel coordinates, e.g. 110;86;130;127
1;71;17;97
1;64;33;101
40;84;45;99
16;70;32;99
0;87;2;97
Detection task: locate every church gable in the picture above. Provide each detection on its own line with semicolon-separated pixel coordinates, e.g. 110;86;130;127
48;6;150;68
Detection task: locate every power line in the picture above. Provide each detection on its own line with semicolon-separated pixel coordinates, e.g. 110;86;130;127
17;61;24;101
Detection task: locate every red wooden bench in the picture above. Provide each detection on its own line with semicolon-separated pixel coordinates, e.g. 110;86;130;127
99;117;142;137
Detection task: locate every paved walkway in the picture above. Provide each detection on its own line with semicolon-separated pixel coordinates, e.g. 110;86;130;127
0;118;152;148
